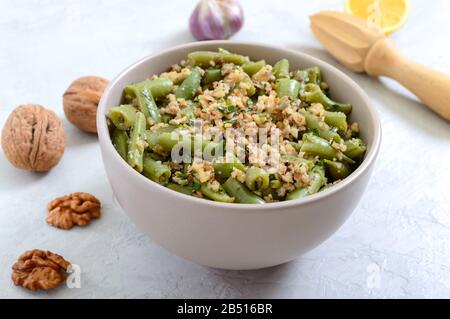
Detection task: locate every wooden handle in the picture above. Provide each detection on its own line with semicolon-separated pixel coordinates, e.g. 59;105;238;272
365;38;450;121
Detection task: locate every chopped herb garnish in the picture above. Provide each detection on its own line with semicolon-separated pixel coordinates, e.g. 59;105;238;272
189;181;201;191
306;128;321;137
224;118;237;125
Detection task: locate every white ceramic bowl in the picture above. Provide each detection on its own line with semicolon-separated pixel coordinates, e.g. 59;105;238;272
97;41;381;270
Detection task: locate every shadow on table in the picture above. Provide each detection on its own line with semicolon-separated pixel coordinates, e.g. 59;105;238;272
0;156;48;193
287;44;450;139
0;121;99;193
64;122;99;149
205;260;308;298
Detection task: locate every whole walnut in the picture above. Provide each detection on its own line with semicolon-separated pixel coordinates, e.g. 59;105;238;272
1;104;66;172
63;76;109;133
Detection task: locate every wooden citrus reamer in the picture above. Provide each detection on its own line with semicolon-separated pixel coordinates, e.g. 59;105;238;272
310;11;450;121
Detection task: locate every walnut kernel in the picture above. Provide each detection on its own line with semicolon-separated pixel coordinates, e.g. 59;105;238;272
47;192;101;230
11;249;70;291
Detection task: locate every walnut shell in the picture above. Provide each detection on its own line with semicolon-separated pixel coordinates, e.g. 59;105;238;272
63;76;109;133
1;104;66;172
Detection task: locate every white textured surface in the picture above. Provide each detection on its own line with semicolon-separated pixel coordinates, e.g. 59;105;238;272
0;0;449;299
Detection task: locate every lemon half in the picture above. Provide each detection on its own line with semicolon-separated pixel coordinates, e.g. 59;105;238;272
344;0;410;35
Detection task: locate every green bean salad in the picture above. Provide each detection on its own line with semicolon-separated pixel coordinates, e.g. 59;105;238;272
107;49;367;204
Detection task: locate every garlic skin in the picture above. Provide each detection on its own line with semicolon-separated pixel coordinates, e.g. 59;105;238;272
189;0;244;41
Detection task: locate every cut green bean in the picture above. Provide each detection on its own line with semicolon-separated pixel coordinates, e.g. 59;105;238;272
144;125;177;149
124;78;174;100
175;69;201;100
108;105;136;130
309;165;326;193
344;138;367;159
299;158;315;171
245;167;270;191
270;179;282;189
276;78;300;99
200;184;235;203
218;48;231;54
146;152;166;162
187;51;249;67
125;83;161;123
156;132;184;152
127;112;146;172
305;67;322;84
289;141;302;152
161;114;173;123
300;109;343;143
146;78;174;99
214;155;246;179
203;69;222;84
239;72;256;96
111;129;128;160
140;87;160;123
286;188;309;200
155;132;223;161
144;130;158;149
301;84;352;114
142;154;171;185
300;133;354;164
286;165;326;200
167;183;194;195
324;159;351;180
294;70;309;83
180;105;196;120
242;60;266;76
324;111;348;133
223;177;265;204
273;59;290;79
201;140;224;161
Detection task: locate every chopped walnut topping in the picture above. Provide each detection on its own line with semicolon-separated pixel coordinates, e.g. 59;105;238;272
208;180;221;192
11;250;70;291
277;187;287;198
172;172;189;186
160;67;191;84
331;141;347;152
47;192;101;230
291;112;306;127
231;167;246;183
150;123;169;132
224;69;244;87
188;162;214;183
169;115;188;125
160;94;182;115
308;103;325;120
221;63;234;76
264;193;274;202
350;122;360;133
253;65;274;82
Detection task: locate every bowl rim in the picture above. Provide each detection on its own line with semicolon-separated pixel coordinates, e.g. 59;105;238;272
97;40;381;211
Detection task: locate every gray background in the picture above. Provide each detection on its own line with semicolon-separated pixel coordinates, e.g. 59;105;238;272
0;0;449;298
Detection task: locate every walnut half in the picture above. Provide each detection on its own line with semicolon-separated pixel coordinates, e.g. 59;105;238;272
12;250;70;291
47;192;101;230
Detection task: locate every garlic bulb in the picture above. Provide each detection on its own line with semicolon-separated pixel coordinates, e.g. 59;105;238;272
189;0;244;41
